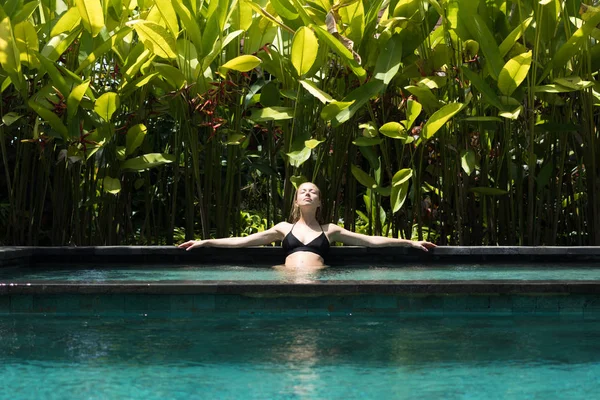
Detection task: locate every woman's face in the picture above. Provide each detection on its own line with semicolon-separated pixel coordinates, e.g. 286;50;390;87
296;183;321;208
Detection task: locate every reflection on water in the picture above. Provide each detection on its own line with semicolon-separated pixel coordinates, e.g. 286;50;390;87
1;316;600;399
2;263;600;282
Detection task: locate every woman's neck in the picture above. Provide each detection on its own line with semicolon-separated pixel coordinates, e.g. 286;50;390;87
297;210;319;226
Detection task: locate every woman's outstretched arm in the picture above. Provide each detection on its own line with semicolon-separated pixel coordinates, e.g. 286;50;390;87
326;224;436;252
178;222;287;251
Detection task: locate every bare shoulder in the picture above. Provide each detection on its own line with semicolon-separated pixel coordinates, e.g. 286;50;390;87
322;223;343;234
272;221;292;234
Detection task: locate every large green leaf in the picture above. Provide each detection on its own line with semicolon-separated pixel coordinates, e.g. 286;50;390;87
121;153;176;171
373;35;402;85
28;99;68;140
12;1;40;25
0;15;23;90
320;101;354;120
462;68;504;110
406;99;422;129
351;165;377;189
391;180;410;213
379;122;407;139
312;24;366;81
421;102;463;140
299;79;334;103
404;85;440;114
67;80;91;123
75;27;133;73
172;0;203;54
331;81;384;127
50;7;81;36
41;28;81;62
128;20;177;59
219;55;261;76
250;106;294;121
75;0;104;37
14;21;39;69
286;146;311;168
154;0;179;37
498;51;532;96
103;176;121;195
94;92;120;122
126;124;147;156
460;149;477;176
392;168;413;186
153;63;186;89
465;14;504;80
540;8;600;83
499;17;533;57
291;26;318;76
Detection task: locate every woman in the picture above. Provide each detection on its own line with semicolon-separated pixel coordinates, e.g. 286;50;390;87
178;182;436;267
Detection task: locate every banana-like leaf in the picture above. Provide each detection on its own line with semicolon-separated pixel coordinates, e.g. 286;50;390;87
28;99;68;140
2;111;21;126
13;1;40;25
373;35;402;85
499;17;532;57
14;21;39;69
421;102;463;140
36;54;70;96
498;51;532;96
154;63;186;89
250;106;294;121
270;0;299;21
67;80;91;123
120;72;159;97
312;24;366;81
406;99;422;130
94;92;120;122
405;85;440;114
154;0;179;37
103;176;121;194
75;0;104;37
461;68;504;110
391;180;410;213
172;0;203;54
291;26;318;76
331;80;384;126
351;164;377;189
121;153;176;171
126;123;147;156
41;28;81;62
75;26;133;73
540;9;600;83
0;15;23;89
128;20;177;59
219;55;261;76
299;80;335;103
50;7;81;36
460;149;477;176
320;101;354;120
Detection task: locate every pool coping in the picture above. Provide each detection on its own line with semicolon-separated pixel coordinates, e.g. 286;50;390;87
2;245;600;267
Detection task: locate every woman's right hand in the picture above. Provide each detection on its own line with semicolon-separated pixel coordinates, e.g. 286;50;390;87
177;240;205;251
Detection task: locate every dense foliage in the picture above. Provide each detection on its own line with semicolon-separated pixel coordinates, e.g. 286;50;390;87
0;0;599;245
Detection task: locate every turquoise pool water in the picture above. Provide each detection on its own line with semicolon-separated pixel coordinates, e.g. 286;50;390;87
1;263;600;281
0;315;599;399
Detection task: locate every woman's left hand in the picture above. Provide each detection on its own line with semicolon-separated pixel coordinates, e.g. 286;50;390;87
411;241;437;252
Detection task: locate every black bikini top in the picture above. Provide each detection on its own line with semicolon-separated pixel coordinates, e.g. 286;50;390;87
282;223;330;259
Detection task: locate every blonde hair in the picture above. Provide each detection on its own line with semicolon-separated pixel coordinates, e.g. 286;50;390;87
289;183;325;224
